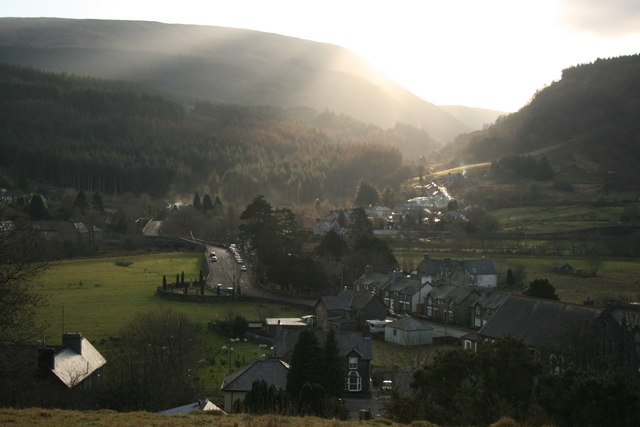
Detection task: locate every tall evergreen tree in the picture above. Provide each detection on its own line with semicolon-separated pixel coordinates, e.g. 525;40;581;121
202;193;213;213
212;195;224;216
286;330;322;397
73;191;88;214
193;192;201;210
322;330;344;397
28;194;46;220
354;179;379;207
91;192;104;213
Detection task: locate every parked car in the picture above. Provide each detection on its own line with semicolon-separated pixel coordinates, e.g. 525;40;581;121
240;265;247;272
386;309;397;318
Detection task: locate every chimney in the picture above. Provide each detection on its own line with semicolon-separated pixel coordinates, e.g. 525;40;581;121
38;348;56;370
63;332;83;354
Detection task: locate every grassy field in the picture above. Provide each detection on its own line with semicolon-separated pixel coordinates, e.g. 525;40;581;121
490;204;632;234
31;251;305;395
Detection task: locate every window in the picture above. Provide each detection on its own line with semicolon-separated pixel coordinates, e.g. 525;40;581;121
349;357;358;369
346;370;362;392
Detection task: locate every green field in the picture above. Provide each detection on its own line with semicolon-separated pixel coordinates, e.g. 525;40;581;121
32;251;305;395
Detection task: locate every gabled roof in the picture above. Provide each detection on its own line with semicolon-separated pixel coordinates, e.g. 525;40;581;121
221;359;290;392
479;295;602;349
463;260;497;275
354;270;389;289
274;330;373;360
51;337;106;388
474;291;509;309
386;316;433;332
319;295;353;311
429;285;479;304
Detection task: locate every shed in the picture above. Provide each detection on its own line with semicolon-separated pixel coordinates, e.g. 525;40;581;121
385;317;433;346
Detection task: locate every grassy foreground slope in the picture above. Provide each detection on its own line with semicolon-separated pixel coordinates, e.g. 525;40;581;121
0;409;420;427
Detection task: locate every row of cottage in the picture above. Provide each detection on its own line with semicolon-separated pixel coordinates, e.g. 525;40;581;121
315;255;506;331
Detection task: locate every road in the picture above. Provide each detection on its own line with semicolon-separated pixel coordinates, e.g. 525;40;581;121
204;244;316;308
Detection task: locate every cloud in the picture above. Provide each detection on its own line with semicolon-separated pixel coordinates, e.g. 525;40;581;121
559;0;640;37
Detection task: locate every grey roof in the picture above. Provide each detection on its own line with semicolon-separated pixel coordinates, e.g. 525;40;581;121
51;337;106;388
386;316;433;332
418;257;497;276
221;359;290;392
386;275;422;295
355;270;389;288
319;295;353;311
429;285;479;304
474;291;509;309
463;260;497;275
274;329;373;360
479;295;602;349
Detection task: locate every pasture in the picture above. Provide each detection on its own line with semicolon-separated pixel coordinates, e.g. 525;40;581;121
32;251;305;395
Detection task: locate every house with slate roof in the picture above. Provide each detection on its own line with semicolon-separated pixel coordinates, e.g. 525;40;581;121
274;329;373;394
385;317;433;346
314;290;385;330
424;284;481;326
220;359;290;412
417;254;497;288
37;333;106;390
382;270;433;314
353;265;389;293
469;291;509;329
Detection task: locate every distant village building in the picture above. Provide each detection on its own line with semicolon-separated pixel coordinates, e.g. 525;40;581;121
385;317;433;346
220;359;290;412
417;255;498;288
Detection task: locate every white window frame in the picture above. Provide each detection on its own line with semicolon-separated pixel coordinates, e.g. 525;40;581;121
348;356;358;370
347;370;362;392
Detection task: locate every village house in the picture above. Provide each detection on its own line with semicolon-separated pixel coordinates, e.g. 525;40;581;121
274;329;373;395
381;270;432;314
220;359;290;412
462;295;637;372
385;317;433;346
314;291;385;331
423;284;481;326
417;254;497;288
313;218;347;237
353;265;389;293
37;333;106;391
469;291;510;329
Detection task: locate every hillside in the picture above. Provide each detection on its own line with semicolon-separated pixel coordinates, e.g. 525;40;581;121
0;17;469;144
450;54;640;189
438;105;506;131
0;63;437;201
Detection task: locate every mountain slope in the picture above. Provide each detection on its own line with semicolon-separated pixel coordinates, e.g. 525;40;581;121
0;17;469;144
439;105;506;131
452;54;640;186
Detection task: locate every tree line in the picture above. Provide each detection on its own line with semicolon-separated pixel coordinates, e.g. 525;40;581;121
0;63;428;204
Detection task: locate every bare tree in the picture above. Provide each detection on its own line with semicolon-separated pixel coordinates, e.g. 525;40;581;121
0;216;49;345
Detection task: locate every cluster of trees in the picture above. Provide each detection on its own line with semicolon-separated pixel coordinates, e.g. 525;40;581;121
384;336;640;426
237;196;397;293
1;63;418;203
237;330;346;419
491;154;555;181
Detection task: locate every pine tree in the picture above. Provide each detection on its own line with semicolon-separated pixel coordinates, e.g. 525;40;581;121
506;269;516;287
286;330;322;397
162;275;167;290
91;192;104;213
202;193;213;213
193;192;201;210
322;330;344;397
28;194;46;220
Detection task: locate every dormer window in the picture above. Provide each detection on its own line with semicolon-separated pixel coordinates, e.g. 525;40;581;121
349;356;358;369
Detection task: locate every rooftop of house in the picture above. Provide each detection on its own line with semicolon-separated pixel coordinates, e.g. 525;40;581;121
158;399;224;415
49;333;106;388
221;359;290;392
417;256;497;276
478;295;602;349
386;316;433;332
274;329;373;361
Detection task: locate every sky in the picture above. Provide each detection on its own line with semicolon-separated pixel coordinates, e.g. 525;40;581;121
2;0;640;112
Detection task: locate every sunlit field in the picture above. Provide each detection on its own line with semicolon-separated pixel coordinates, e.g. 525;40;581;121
33;252;302;343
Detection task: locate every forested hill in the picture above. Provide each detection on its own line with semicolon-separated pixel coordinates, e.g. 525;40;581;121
0;63;432;202
0;17;469;143
452;54;640;185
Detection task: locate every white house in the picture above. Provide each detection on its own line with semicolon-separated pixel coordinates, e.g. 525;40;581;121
385;317;433;346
